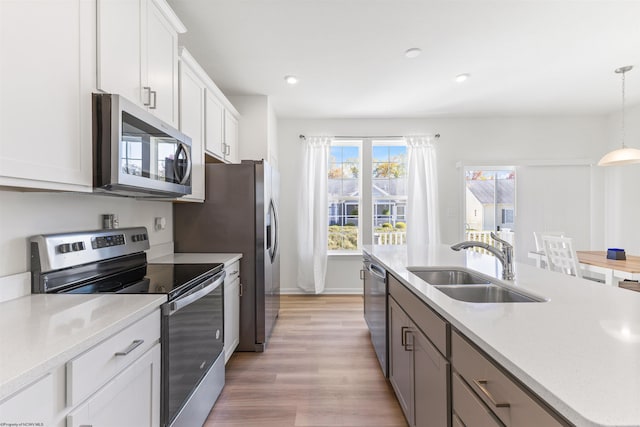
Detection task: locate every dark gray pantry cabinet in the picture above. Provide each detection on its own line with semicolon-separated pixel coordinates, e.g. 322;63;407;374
386;273;572;427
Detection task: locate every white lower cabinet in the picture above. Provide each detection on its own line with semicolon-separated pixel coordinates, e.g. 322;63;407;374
224;260;241;363
67;344;161;427
0;310;161;427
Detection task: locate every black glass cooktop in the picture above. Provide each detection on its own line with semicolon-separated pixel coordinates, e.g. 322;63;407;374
63;262;224;300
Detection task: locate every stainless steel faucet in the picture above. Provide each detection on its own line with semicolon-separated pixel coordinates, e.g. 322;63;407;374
451;232;515;280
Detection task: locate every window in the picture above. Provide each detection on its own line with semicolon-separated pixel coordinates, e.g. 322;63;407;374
328;142;361;251
372;142;408;246
464;167;516;247
327;139;408;252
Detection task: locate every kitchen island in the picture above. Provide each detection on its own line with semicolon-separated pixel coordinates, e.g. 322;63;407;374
365;244;640;427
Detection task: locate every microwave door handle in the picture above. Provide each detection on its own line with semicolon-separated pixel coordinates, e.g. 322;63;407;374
165;271;225;316
172;143;192;185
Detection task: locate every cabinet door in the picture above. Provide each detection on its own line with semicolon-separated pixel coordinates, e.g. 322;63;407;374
224;111;239;163
0;0;93;191
96;0;143;105
67;344;161;427
413;327;450;427
146;0;178;125
0;374;55;426
178;59;205;202
224;277;241;363
205;90;225;159
388;297;413;425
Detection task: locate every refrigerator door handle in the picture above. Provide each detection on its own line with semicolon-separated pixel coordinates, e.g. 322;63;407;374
269;198;279;263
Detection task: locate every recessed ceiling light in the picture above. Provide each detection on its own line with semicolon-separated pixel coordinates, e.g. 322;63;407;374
455;73;470;83
284;75;299;85
404;48;422;58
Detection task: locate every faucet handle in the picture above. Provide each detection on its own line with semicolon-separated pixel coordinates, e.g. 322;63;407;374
490;232;512;248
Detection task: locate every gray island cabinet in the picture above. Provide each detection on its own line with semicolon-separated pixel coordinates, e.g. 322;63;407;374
386;272;570;427
366;243;640;426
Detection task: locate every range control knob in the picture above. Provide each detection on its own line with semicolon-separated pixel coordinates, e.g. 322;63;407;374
72;241;85;252
58;243;72;254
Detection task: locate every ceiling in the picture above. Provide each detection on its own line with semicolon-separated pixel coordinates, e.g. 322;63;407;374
167;0;640;119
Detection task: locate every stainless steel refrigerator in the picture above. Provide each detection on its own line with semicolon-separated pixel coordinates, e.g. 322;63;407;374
173;160;280;352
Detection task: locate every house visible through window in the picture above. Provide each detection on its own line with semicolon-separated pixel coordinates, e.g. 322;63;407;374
372;142;407;246
464;167;516;248
328;142;361;251
327;139;408;252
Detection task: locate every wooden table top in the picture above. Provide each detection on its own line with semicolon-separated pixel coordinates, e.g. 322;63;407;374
576;251;640;273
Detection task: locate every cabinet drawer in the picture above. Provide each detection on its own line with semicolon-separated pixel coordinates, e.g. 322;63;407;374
452;372;504;427
389;274;449;356
66;310;160;406
452;330;567;427
225;260;240;283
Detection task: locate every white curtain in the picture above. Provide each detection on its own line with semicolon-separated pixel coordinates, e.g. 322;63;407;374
406;136;440;251
297;136;331;293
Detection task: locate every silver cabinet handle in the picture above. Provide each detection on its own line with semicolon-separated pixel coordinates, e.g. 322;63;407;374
472;379;510;408
401;326;413;351
225;144;231;156
239;283;243;296
143;86;152;106
150;90;157;109
230;270;238;275
115;339;144;356
360;269;365;280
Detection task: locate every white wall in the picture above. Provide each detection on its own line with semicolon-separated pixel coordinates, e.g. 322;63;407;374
0;191;173;277
229;95;278;168
278;116;608;294
603;104;640;254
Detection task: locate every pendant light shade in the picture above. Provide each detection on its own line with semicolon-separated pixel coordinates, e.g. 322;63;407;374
598;65;640;166
597;147;640;166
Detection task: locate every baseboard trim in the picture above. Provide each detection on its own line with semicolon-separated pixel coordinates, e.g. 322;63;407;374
281;287;363;295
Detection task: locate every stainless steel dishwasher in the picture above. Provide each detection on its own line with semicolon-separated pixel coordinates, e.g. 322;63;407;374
362;254;388;377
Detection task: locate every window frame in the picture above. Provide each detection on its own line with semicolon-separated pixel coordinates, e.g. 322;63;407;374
327;138;408;254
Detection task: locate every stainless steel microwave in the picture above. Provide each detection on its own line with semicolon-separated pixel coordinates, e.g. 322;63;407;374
92;93;192;198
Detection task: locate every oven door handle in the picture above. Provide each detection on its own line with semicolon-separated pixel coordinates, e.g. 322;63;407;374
165;271;226;316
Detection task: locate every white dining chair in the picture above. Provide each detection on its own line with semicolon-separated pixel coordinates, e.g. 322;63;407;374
541;235;582;278
533;231;565;252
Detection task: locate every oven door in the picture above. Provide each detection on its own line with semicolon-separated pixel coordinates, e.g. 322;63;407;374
161;270;225;426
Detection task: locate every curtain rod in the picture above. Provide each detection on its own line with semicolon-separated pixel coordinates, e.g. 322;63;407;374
298;134;440;140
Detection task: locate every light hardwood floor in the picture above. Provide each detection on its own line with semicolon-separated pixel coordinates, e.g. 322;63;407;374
204;295;407;427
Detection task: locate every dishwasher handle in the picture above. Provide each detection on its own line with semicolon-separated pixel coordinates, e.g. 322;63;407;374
368;263;386;280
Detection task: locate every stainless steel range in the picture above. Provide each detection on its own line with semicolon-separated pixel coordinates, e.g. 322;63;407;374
30;227;225;427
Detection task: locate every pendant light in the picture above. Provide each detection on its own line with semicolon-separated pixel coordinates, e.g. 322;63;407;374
598;65;640;166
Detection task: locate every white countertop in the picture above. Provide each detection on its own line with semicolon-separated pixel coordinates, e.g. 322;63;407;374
150;253;242;266
0;293;165;401
364;244;640;427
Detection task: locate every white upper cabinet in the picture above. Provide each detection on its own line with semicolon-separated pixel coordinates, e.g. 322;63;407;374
0;0;95;192
178;49;206;202
205;89;225;160
97;0;185;126
224;110;240;164
203;83;240;164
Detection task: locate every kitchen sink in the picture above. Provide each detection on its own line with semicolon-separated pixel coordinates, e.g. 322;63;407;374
407;267;491;285
407;267;546;303
433;284;545;303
